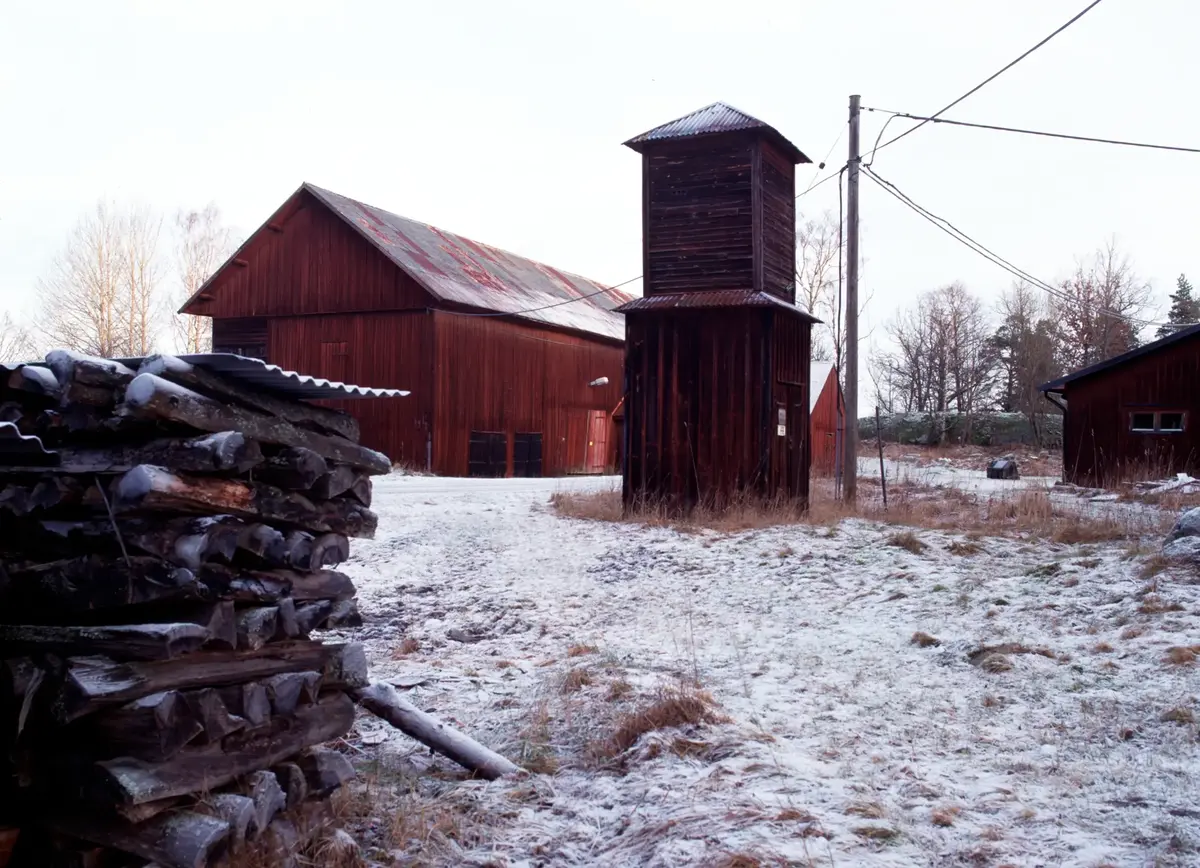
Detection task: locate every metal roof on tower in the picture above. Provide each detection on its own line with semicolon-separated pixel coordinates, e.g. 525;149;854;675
623;102;811;164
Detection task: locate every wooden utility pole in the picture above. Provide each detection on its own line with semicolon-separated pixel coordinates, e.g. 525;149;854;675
843;94;861;503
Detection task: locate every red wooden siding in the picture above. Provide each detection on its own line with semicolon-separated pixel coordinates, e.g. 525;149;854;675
185;190;430;320
266;311;434;469
212;318;269;360
623;309;812;508
759;140;797;302
810;366;843;476
643;140;755;296
431;312;623;477
1060;341;1200;485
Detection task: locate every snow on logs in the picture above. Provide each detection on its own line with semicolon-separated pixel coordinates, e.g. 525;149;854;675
0;351;388;867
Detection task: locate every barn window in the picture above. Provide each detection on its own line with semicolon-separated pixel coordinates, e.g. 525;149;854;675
1130;411;1185;433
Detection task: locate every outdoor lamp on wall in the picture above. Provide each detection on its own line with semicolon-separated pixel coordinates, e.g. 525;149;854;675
588;377;609;387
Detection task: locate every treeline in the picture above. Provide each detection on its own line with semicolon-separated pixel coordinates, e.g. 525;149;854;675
1;201;238;362
870;243;1196;427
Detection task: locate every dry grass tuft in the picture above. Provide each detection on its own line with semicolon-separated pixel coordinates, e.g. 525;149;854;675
853;824;899;841
1139;595;1186;615
1093;641;1115;654
931;805;962;827
567;643;599;658
707;852;790;868
948;540;983;556
1164;646;1200;665
774;807;817;823
591;687;726;762
1160;706;1196;724
888;530;927;554
844;800;886;819
1139;554;1171;579
391;636;421;658
1120;624;1146;640
561;666;593;694
982;694;1002;708
911;631;941;648
549;490;623;522
976;653;1014;673
606;678;634;701
518;701;558;774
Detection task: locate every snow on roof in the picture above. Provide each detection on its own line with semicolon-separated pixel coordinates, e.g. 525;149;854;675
810;361;835;412
304;185;632;342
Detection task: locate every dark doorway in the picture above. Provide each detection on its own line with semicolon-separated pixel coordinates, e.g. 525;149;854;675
468;431;507;477
513;432;543;478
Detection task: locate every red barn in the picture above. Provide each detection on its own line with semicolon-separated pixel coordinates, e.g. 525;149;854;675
809;362;844;476
1041;323;1200;485
181;183;629;477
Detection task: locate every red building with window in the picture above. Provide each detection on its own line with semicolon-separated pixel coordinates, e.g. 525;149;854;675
181;183;629;477
1041;323;1200;485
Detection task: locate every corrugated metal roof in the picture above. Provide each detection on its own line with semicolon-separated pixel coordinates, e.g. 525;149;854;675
617;290;821;321
120;353;411;400
303;185;631;342
0;421;54;460
623;102;810;164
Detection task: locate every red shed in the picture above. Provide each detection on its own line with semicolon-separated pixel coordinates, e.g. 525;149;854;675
618;103;819;509
809;362;844;477
181;184;629;477
1041;323;1200;485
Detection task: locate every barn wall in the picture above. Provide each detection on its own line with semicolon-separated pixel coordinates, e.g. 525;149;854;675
1062;339;1200;485
759;140;797;302
265;311;434;468
186;191;430;319
810;368;842;476
643;139;755;296
624;309;810;508
431;313;624;477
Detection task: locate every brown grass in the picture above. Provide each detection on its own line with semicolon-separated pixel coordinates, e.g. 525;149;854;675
888;530;927;554
853;825;899;840
948;540;984;556
1138;555;1171;580
567;643;599;657
844;800;886;819
591;687;726;762
606;678;634;701
1164;645;1200;665
911;631;941;648
1139;595;1186;615
1160;706;1196;724
1120;625;1146;640
561;666;594;694
1093;641;1115;654
549;478;1165;544
931;805;962;827
391;636;421;658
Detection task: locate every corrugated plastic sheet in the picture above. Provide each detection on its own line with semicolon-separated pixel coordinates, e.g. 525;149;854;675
305;185;631;341
123;353;411;400
617;290;821;320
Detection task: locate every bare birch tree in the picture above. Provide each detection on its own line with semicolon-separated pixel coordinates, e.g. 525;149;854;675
0;312;35;362
38;202;128;356
796;212;839;362
173;205;234;353
120;206;163;356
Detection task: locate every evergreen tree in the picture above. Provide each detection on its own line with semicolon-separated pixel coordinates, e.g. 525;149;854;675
1157;274;1200;339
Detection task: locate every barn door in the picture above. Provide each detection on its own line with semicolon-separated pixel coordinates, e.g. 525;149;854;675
468;431;507;478
584;410;608;474
513;433;543;478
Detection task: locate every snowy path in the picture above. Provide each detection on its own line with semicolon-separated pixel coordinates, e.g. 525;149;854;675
340;475;1200;868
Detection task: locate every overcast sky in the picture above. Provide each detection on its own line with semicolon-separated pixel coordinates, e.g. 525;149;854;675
3;0;1197;352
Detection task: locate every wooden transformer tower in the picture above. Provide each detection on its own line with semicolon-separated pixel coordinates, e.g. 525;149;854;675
618;102;819;510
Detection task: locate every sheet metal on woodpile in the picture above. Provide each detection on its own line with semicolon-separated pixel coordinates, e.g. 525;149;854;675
302;184;631;342
117;353;410;400
617;290;821;317
623;101;810;163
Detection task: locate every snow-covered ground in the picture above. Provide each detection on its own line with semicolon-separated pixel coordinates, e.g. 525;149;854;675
338;474;1200;868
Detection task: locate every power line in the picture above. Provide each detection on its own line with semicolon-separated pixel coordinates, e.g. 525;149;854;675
799;124;848;196
441;274;643;319
864;108;1200;155
797;165;845;200
873;0;1106;157
860;165;1163;328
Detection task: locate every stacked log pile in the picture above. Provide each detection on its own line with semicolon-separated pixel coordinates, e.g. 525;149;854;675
0;351;391;868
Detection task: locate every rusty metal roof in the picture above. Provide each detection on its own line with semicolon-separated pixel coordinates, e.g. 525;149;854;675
624;102;810;164
302;185;631;342
617;290;821;321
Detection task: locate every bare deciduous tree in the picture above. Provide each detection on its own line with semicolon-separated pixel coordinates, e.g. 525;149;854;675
796;212;839;362
874;283;997;428
1051;238;1152;370
39;201;164;357
0;312;35;362
173;205;235;354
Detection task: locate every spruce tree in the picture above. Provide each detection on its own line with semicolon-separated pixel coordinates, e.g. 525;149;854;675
1157;274;1200;339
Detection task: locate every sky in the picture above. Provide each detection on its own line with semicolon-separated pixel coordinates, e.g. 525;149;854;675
3;0;1198;358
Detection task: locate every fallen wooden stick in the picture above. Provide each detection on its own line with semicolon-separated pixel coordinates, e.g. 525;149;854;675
351;682;520;780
